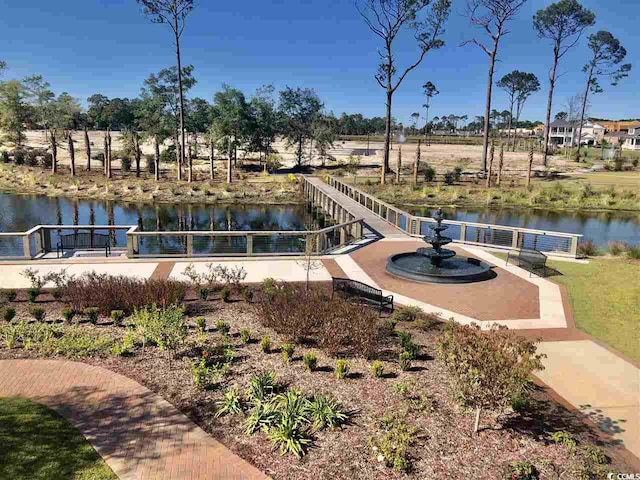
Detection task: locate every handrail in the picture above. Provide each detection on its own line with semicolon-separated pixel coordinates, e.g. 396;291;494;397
0;212;365;259
326;175;582;257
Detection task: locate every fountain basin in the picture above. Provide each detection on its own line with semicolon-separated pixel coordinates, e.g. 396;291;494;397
386;252;494;284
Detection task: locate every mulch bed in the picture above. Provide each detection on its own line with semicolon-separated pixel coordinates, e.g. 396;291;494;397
0;290;635;479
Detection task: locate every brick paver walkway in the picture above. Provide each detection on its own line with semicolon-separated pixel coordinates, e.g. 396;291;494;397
0;359;269;480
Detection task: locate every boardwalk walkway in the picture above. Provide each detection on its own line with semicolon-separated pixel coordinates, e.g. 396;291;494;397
0;359;269;480
305;176;409;238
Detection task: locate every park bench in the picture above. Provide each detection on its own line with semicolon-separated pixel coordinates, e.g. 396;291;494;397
505;248;547;277
57;232;111;258
331;277;394;311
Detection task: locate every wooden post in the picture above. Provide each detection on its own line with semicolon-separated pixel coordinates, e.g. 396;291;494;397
496;142;504;187
486;141;494;188
84;127;91;171
396;146;402;183
68;134;75;177
526;141;534;189
413;140;420;186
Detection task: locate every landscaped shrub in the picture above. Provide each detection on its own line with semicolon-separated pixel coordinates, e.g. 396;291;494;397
110;310;125;326
3;307;16;322
223;344;235;363
220;286;231;302
194;316;206;334
370;360;384;378
1;289;17;302
30;307;45;322
399;352;412;371
26;288;40;304
63;273;186;315
551;430;577;450
14;149;25;165
281;343;295;363
303;352;317;372
215;319;230;335
423;165;435;182
61;307;75;323
335;359;350;379
240;286;253;302
111;330;136;356
370;413;417;471
502;460;539;480
39;327;114;359
306;394;348;431
436;322;545;435
444;170;457;185
240;328;250;344
607;240;628;256
197;286;209;300
398;331;420;359
215;385;244;417
391;305;422;323
260;335;271;353
1;151;9;163
256;284;381;357
128;304;187;359
415;312;443;331
85;307;99;325
190;357;218;391
629;245;640;260
0;322;20;348
266;389;312;458
246;371;278;403
120;155;132;172
577;239;599;257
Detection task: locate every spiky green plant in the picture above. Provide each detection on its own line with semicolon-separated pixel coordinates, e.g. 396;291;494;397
215;385;244;417
247;371;277;403
305;394;348;431
303;352;318;372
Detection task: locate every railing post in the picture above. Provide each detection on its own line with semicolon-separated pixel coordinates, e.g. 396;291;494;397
247;233;253;256
340;226;346;245
511;230;519;250
460;224;466;243
570;236;579;258
22;234;32;258
186;235;194;256
34;228;44;256
126;231;135;257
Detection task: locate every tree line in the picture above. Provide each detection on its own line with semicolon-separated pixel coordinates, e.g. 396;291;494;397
0;0;634;185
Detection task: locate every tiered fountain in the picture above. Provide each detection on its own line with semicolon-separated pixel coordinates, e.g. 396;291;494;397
386;208;493;284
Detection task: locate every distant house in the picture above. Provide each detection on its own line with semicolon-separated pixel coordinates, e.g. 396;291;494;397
620;124;640;150
548;119;605;147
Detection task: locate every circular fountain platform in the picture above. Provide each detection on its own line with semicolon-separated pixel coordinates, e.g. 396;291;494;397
386;252;494;284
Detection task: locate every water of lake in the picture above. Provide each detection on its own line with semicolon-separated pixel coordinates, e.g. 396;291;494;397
0;192;637;247
404;206;640;246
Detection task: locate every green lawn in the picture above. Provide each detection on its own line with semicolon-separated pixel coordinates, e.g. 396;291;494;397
547;257;640;361
0;397;116;480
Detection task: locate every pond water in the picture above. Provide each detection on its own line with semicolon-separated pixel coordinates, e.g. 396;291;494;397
404;206;640;246
0;192;334;256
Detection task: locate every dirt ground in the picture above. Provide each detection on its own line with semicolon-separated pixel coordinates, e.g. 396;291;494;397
18;131;582;177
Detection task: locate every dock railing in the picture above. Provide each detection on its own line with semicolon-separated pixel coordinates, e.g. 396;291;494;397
327;176;582;257
0;216;365;260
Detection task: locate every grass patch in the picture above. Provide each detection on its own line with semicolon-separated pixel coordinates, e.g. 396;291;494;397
494;253;639;360
547;258;640;361
0;397;116;480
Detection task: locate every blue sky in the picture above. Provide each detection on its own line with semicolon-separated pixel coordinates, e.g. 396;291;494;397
0;0;637;125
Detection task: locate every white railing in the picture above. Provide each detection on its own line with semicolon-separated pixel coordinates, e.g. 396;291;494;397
327;176;582;257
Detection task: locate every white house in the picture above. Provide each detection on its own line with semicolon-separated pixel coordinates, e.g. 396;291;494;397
548;120;606;147
622;124;640;150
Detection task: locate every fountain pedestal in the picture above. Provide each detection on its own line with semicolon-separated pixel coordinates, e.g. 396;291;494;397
385;208;493;284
